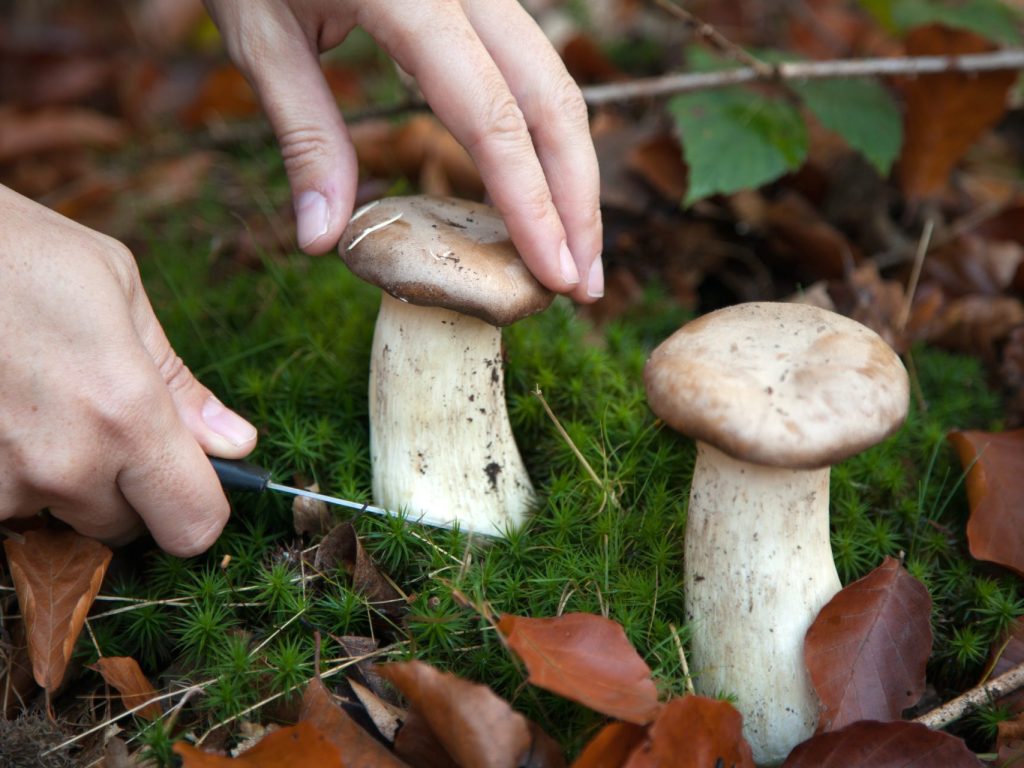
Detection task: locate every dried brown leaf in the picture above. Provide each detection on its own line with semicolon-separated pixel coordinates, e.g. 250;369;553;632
571;722;648;768
4;529;112;691
623;696;755;768
782;720;982;767
949;429;1024;577
898;24;1018;200
498;613;662;725
379;659;535;768
174;722;343;767
0;105;127;162
89;656;162;721
299;676;407;768
804;556;932;732
315;523;406;619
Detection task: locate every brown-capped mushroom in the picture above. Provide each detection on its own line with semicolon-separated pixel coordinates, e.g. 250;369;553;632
339;195;552;536
644;301;910;765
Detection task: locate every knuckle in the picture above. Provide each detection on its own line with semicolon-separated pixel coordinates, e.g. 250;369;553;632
150;343;194;395
164;505;229;557
540;76;590;129
98;239;142;297
470;92;530;151
278;125;334;176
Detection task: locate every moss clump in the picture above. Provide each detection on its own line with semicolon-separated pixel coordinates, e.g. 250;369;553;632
75;192;1008;760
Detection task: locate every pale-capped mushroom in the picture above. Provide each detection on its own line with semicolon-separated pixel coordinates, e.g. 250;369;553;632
339;195;552;537
644;301;910;765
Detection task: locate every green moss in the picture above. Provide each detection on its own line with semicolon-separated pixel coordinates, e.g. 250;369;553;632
91;187;1007;759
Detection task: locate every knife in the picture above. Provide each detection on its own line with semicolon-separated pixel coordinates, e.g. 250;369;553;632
210;457;491;534
209;457;391;517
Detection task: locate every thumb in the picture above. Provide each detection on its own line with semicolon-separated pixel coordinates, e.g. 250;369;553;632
132;303;257;459
240;26;359;254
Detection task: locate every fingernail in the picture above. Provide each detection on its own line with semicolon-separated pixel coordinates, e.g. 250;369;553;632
295;190;329;248
202;397;257;447
587;253;604;298
559;241;580;285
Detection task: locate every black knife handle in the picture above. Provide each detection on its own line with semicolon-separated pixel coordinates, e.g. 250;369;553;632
210;457;271;493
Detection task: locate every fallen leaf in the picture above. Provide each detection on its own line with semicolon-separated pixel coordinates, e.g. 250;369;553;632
0;105;127;162
923;294;1024;366
393;706;458;768
782;720;983;767
804;556;932;732
0;619;37;718
897;24;1018;199
623;696;755;768
997;713;1024;765
3;529;112;691
949;429;1024;577
378;659;535;768
498;613;662;725
89;656;162;721
299;676;407;768
570;722;648;768
315;523;406;620
292;482;331;536
174;722;343;767
349;678;403;742
624;133;688;203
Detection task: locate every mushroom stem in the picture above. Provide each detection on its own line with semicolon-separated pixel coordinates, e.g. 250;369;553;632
369;293;534;536
685;441;841;766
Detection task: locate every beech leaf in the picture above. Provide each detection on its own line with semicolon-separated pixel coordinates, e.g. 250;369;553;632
89;656;162;721
299;676;407;768
804;556;932;731
571;722;647;768
948;429;1024;577
174;722;343;767
623;696;755;768
498;613;662;725
378;659;540;768
897;23;1017;199
782;720;983;767
3;529;112;691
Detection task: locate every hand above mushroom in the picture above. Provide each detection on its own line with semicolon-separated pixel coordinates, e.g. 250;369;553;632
202;0;604;304
645;301;910;765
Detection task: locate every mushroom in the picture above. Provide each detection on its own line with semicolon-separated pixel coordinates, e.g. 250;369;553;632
339;195;553;537
643;301;909;765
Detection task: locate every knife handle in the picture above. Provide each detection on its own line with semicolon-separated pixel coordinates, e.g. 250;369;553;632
210;457;271;493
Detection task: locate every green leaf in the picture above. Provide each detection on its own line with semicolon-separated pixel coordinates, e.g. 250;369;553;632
792;78;903;176
861;0;1022;45
669;88;808;205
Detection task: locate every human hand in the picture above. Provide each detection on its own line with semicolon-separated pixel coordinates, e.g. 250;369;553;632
0;186;258;555
203;0;603;303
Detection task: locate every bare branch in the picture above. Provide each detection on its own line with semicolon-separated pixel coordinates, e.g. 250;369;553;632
913;661;1024;730
582;49;1024;105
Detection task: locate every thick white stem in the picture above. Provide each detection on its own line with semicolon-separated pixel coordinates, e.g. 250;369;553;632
685;442;841;765
369;293;534;536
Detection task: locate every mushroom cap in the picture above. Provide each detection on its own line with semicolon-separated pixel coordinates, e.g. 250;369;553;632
339;195;554;327
644;302;909;469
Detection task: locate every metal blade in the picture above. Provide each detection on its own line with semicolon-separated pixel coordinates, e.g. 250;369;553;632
266;481;389;515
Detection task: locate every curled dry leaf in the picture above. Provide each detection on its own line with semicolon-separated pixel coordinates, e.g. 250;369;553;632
0;105;127;162
623;696;755;768
378;659;544;768
174;722;343;767
299;676;407;768
3;528;112;691
571;722;647;768
89;656;162;721
498;613;662;725
782;720;983;767
292;482;331;536
804;556;932;732
897;24;1018;200
315;523;406;620
949;429;1024;577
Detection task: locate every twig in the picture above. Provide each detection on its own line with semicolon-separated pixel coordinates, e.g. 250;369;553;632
897;217;934;334
914;661;1024;730
651;0;775;77
581;49;1024;105
669;623;696;696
